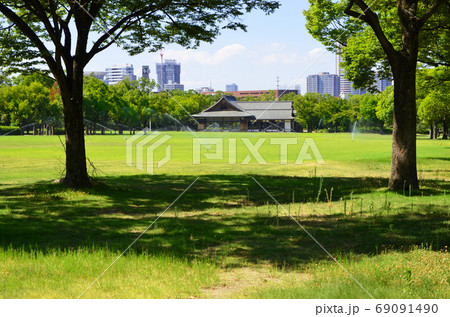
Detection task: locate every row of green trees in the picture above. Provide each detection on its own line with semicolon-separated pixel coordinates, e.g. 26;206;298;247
80;76;221;132
1;69;448;138
0;74;222;133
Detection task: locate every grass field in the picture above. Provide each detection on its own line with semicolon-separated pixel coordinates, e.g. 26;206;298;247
0;132;448;298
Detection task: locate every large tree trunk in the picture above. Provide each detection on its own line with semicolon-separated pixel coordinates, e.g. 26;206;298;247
59;65;91;188
389;54;419;191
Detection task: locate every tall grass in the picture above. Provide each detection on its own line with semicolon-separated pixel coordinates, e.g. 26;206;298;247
254;247;449;299
0;247;218;298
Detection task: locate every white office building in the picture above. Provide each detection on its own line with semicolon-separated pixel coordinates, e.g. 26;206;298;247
104;64;136;85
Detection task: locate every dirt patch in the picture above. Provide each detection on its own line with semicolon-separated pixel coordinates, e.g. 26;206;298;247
201;267;310;298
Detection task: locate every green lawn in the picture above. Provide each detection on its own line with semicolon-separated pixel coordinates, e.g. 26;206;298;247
0;132;448;298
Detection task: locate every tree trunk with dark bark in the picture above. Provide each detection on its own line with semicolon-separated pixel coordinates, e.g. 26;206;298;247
59;67;91;188
388;53;419;190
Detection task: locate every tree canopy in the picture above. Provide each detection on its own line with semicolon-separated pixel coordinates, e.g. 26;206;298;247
0;1;280;77
304;0;449;90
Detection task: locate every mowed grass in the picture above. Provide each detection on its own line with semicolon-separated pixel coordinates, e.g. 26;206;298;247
1;132;448;182
0;132;448;298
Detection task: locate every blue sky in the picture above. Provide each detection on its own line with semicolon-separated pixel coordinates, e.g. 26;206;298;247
87;1;337;93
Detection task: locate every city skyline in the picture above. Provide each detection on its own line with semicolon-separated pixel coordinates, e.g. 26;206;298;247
92;52;391;96
86;1;336;92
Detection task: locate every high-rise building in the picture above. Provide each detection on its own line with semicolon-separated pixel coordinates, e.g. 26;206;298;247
104;64;136;85
307;72;340;97
156;59;183;91
336;52;392;96
307;75;319;94
226;83;238;92
376;77;392;92
142;65;150;80
336;53;353;96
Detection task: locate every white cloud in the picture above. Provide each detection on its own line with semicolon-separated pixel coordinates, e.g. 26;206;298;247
307;47;326;58
155;44;248;66
258;47;328;66
260;52;303;65
211;44;248;64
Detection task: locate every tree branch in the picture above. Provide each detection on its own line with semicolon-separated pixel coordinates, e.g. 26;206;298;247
0;3;58;73
345;0;397;60
86;6;160;61
418;58;450;67
26;0;61;47
417;0;449;29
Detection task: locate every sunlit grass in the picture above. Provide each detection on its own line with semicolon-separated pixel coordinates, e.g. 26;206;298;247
254;247;450;299
1;133;448;182
0;247;218;299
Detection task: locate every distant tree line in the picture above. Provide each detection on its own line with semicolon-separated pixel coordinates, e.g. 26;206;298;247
0;74;222;135
0;68;448;138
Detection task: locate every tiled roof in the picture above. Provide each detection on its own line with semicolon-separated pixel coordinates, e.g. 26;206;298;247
193;97;294;120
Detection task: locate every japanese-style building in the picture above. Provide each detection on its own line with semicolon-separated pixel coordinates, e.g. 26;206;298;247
193;96;297;132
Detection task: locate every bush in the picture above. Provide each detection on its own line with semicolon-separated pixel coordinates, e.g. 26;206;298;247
0;126;21;136
0;125;65;136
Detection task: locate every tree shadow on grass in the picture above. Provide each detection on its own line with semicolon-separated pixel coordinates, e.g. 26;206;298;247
423;157;450;162
0;174;448;267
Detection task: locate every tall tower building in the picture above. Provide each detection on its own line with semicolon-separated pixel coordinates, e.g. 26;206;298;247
307;74;319;94
336;53;353;97
156;59;183;91
142;65;150;80
307;72;340;97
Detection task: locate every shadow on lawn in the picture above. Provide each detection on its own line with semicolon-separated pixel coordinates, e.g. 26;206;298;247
0;174;448;267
